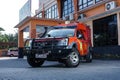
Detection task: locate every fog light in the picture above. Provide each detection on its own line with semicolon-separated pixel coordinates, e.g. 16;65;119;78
59;50;61;53
48;51;51;53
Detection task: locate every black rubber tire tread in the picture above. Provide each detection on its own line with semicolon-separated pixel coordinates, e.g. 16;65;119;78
27;56;44;67
65;48;80;67
86;47;92;63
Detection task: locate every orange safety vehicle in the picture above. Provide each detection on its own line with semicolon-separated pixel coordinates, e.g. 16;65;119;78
24;22;92;67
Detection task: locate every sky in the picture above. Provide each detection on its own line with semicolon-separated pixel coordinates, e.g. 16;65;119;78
0;0;28;34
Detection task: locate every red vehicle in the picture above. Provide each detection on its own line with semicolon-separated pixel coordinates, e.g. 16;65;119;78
24;22;92;67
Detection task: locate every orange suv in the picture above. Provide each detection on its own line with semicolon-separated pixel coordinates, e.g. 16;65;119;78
24;23;92;67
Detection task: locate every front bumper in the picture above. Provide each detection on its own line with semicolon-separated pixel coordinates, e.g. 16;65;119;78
24;47;72;60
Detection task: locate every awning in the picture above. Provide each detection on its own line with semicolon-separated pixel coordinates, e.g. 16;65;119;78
79;7;120;22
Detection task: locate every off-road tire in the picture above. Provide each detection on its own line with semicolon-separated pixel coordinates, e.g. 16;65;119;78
86;48;92;63
65;48;80;67
27;56;44;67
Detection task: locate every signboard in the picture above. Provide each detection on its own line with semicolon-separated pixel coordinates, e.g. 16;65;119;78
19;0;31;22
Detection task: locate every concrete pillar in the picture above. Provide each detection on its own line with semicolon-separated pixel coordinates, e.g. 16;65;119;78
18;29;24;58
29;21;36;38
117;12;120;45
42;11;45;18
73;0;78;21
57;0;62;18
86;21;94;47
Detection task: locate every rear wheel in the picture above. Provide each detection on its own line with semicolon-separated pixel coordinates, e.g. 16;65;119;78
85;48;92;63
27;56;44;67
65;48;80;67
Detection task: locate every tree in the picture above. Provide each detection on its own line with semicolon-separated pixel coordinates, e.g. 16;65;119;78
0;27;18;49
0;34;8;42
0;27;4;31
0;27;4;35
0;33;18;49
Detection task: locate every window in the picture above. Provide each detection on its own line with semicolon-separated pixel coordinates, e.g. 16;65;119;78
78;0;103;10
35;12;42;18
93;14;118;47
38;12;42;18
62;0;74;18
46;29;75;37
95;0;103;3
78;0;94;10
45;4;58;19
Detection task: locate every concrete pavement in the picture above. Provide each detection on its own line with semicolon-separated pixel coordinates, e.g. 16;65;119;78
0;57;119;80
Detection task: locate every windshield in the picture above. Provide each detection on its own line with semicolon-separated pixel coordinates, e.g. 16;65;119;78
46;29;75;37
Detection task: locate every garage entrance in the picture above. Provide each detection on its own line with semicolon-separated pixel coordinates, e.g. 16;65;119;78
93;14;118;47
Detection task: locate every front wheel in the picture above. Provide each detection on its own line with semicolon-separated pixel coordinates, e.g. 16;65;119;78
27;56;45;67
65;48;80;67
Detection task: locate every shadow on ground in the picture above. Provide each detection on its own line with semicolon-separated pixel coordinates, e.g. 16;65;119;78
0;58;89;68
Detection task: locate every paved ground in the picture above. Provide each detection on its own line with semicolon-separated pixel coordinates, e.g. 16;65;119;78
0;57;120;80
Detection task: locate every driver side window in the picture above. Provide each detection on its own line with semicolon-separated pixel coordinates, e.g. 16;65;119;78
77;30;84;39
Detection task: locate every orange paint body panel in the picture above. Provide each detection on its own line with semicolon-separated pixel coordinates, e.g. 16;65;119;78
59;23;91;56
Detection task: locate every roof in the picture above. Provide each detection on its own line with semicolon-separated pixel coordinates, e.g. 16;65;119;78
14;17;65;28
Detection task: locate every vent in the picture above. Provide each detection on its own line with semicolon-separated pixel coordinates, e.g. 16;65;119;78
105;1;117;11
78;14;86;20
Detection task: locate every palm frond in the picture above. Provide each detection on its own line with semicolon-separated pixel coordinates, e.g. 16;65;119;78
0;27;4;31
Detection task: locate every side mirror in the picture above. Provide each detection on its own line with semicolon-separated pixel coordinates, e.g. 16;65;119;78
78;34;82;39
47;34;51;37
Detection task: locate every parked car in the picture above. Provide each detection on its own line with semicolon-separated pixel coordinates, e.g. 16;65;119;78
7;49;18;57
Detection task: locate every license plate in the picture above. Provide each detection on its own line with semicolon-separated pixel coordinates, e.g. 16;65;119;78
35;53;48;58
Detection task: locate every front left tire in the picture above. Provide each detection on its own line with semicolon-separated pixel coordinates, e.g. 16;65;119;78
27;56;45;67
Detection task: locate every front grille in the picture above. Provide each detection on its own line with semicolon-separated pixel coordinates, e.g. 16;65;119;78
33;40;59;49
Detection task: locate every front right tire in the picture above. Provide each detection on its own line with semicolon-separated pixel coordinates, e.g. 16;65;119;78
65;48;80;67
27;56;44;67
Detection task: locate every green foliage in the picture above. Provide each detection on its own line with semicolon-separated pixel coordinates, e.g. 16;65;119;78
0;27;4;31
0;33;18;49
0;27;18;49
0;27;4;35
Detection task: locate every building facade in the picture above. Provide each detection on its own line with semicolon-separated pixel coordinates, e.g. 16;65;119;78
16;0;120;58
19;0;39;21
35;0;120;48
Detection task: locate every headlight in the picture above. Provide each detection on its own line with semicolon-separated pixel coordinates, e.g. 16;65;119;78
25;39;32;47
58;38;68;46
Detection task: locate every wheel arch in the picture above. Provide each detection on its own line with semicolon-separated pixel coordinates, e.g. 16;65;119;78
69;42;78;49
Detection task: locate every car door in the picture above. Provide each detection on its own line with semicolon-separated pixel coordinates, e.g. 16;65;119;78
77;30;88;55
